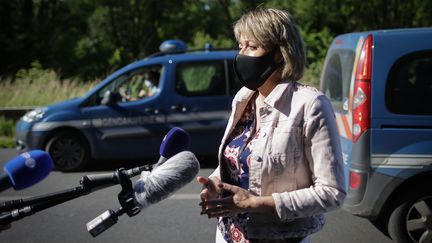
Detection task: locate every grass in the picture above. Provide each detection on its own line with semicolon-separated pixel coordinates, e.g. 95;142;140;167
0;62;96;107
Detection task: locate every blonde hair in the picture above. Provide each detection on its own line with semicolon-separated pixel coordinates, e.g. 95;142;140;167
233;8;306;81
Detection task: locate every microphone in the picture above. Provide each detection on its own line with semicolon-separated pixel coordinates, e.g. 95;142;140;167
0;150;53;192
133;151;200;209
86;151;200;237
154;126;191;168
82;127;191;192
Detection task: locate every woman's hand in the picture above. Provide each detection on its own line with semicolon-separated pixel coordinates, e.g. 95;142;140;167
199;182;276;218
197;176;222;217
197;176;222;200
200;182;256;218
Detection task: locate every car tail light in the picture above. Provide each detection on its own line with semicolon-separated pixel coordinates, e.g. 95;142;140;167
352;35;372;142
349;171;362;190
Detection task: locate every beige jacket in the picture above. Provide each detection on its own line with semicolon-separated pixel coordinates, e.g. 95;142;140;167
210;80;346;238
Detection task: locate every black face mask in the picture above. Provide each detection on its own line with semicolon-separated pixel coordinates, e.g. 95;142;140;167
233;49;282;91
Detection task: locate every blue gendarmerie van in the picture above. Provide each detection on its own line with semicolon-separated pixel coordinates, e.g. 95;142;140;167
16;41;241;171
320;28;432;243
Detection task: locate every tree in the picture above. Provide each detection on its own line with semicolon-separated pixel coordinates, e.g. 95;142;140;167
1;0;431;81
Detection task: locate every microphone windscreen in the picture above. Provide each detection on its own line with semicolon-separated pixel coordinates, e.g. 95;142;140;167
4;150;53;190
159;127;191;158
134;151;199;208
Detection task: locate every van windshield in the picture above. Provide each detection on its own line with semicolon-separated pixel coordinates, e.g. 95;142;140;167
321;49;355;113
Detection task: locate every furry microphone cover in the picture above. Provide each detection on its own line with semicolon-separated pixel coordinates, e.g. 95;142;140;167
133;151;200;208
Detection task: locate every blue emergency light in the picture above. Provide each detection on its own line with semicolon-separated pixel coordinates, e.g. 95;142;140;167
159;40;187;53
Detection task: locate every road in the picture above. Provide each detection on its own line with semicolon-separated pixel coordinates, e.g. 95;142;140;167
0;149;392;243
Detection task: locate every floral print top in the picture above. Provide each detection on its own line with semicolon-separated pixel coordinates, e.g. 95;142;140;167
218;99;260;243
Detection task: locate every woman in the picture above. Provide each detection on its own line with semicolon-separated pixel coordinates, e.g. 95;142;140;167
197;7;346;243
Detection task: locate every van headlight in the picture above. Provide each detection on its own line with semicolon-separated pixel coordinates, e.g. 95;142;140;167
23;107;47;123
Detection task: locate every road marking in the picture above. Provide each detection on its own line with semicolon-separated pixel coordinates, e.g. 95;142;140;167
0;196;31;200
168;193;200;200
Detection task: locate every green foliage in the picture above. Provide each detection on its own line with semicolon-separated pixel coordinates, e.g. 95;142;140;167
0;117;14;137
179;64;217;92
0;137;15;149
301;66;320;88
189;32;235;50
0;117;15;148
300;28;334;88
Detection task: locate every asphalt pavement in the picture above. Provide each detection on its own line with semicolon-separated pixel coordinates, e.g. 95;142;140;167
0;149;393;243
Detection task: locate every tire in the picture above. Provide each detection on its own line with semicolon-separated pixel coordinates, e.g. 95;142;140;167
46;131;90;171
388;189;432;243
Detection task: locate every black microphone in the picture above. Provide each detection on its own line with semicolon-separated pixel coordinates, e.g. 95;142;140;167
0;150;53;192
86;151;200;236
82;127;191;192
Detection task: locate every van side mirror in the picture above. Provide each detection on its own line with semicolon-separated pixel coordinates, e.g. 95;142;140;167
101;90;119;106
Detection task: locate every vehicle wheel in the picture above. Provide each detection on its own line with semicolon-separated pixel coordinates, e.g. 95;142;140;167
46;131;90;171
388;189;432;243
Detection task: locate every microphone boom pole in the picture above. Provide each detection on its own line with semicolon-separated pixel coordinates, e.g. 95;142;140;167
0;167;144;224
87;168;141;237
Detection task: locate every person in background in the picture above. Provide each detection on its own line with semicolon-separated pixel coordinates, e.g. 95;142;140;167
138;70;160;98
197;7;345;243
120;70;160;101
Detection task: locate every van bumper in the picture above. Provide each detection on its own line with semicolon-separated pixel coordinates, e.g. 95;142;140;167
15;130;47;152
342;169;402;219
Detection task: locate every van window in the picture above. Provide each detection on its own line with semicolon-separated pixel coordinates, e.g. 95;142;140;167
386;51;432;115
98;65;162;103
321;50;355;113
176;61;226;96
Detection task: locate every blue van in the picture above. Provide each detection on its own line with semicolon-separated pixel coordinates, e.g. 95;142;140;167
16;41;240;171
320;28;432;242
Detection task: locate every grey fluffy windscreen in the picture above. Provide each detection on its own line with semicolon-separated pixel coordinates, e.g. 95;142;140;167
133;151;200;208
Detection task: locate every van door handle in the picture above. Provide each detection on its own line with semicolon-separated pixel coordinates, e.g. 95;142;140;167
171;105;188;112
144;106;159;115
